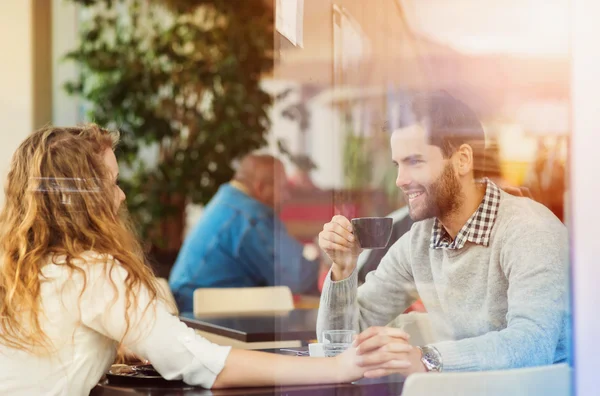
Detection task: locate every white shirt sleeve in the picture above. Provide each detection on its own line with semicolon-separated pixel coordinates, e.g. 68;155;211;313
78;256;231;389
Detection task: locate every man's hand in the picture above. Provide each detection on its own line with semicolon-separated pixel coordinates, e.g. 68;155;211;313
353;327;427;377
318;215;363;280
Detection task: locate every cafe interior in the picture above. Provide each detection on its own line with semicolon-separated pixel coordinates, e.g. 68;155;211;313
1;0;599;395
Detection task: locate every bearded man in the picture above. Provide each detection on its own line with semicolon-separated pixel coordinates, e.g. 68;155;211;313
316;91;569;376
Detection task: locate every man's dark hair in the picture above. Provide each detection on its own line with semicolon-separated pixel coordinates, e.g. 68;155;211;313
399;91;487;178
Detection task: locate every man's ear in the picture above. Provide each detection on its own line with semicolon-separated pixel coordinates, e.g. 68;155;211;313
454;144;474;177
251;179;265;199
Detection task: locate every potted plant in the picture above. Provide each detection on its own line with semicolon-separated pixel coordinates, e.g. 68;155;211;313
65;0;274;276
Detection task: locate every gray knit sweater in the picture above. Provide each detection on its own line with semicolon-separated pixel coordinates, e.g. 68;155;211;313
317;191;569;371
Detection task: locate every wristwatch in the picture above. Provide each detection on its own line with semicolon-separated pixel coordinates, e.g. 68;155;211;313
417;345;443;372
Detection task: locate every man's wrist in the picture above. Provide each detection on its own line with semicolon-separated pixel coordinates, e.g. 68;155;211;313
331;265;355;281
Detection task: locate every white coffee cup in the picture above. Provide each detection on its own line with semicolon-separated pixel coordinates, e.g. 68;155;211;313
308;343;325;357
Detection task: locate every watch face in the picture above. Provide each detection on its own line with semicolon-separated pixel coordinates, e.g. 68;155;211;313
421;346;442;371
424;351;438;363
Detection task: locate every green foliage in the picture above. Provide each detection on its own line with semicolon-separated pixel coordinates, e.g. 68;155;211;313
342;117;372;189
65;0;273;248
380;164;402;205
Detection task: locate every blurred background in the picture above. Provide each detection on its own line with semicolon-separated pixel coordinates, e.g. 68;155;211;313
0;0;575;353
0;0;569;275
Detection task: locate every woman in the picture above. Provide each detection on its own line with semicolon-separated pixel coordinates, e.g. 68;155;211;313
0;126;409;395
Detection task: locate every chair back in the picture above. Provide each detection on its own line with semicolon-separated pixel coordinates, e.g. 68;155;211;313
402;363;571;396
193;286;294;317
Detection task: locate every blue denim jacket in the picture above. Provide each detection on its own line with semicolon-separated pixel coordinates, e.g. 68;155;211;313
169;184;320;312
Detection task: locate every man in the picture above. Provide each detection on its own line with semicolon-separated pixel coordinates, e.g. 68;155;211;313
356;141;515;284
170;154;320;312
317;92;568;376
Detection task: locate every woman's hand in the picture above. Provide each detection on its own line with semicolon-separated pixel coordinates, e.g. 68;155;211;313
334;327;415;382
353;327;426;378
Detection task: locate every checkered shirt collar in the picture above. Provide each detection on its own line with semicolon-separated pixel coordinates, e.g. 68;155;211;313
430;178;501;250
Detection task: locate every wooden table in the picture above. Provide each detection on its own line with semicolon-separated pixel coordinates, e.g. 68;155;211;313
91;377;404;395
179;310;319;343
92;347;405;395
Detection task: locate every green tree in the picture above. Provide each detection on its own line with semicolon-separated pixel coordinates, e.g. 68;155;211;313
65;0;273;252
342;114;372;190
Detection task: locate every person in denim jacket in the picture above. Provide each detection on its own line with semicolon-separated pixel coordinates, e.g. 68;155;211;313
169;154;320;312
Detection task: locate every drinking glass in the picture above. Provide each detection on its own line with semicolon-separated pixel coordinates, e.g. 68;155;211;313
322;330;355;357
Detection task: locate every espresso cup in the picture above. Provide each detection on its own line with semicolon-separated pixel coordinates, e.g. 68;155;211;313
351;217;393;249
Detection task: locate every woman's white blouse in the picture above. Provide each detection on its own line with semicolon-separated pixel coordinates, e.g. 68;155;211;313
0;252;231;396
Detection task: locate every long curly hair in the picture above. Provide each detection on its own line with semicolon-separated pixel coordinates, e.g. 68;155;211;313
0;125;159;354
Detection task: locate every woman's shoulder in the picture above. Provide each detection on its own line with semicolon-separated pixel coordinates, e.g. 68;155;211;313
48;250;115;263
41;251;126;283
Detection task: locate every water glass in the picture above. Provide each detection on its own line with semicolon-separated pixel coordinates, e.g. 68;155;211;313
322;330;355;357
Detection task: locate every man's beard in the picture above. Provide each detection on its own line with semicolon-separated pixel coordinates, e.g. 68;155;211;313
406;162;463;221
